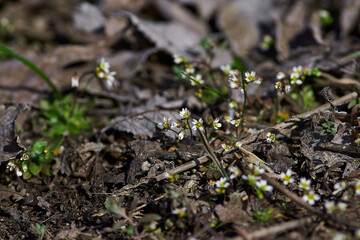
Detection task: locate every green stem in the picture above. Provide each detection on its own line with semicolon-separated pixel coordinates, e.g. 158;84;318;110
239;70;247;139
0;45;61;97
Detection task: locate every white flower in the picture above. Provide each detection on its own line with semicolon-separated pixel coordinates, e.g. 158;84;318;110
16;169;23;177
228;72;240;89
337;202;347;211
334;181;346;192
104;71;117;88
292;66;303;75
192;118;204;131
178;130;186;140
253;166;265;176
179;108;190;118
231;119;240;127
22;165;28;172
275;81;282;89
266;132;276;143
242;174;258;185
158;117;171;130
235;141;242;149
245;71;256;83
185;65;195;74
215;177;230;189
224;115;232;123
325;201;336;213
172;207;187;217
212;118;222;130
229;166;241;179
229;101;237;109
277;72;285;80
254;78;262;85
7;161;16;171
355;181;360;195
171;122;179;129
222;144;233;152
190;74;204;86
99;58;110;73
290;72;302;85
71;76;79;88
173;55;185;64
285;85;291;92
302;190;320;205
20;153;29;161
220;64;231;75
333;233;346;240
299;177;311;191
280;169;294;185
256;179;273;192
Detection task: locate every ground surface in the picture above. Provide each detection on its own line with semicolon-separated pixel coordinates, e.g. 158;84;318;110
1;1;360;239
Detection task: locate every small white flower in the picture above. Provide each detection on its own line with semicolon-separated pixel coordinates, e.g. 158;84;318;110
224;115;232;123
220;64;231;75
171;122;178;129
192;118;204;131
173;55;185;64
302;190;320;205
290;72;302;85
254;78;262;85
172;207;187;217
277;72;285;80
229;166;241;179
253;166;265;176
179;108;190;118
235;141;242;149
159;117;171;130
285;85;291;92
334;181;346;192
228;72;240;89
212;118;222;130
242;174;258;185
178;130;186;140
280;169;295;185
275;81;282;90
222;144;233;152
185;65;195;74
20;153;29;161
7;161;16;171
71;76;79;88
292;66;303;75
229;100;237;109
355;180;360;195
299;177;311;191
325;201;336;213
190;74;204;86
22;165;28;172
256;179;273;192
104;71;117;88
16;169;23;177
266;132;276;143
99;58;110;73
245;71;256;83
231;119;240;127
337;202;347;211
215;177;230;189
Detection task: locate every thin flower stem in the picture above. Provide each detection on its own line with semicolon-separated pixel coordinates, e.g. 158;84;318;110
240;70;247;139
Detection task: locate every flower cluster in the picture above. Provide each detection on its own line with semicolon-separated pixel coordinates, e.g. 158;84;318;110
324;201;347;213
95;58;117;88
297;177;320;205
274;65;308;93
215;177;230;194
227;70;261;91
7;152;29;177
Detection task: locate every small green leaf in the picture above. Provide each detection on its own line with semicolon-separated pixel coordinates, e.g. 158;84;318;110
32;141;48;154
29;162;42;175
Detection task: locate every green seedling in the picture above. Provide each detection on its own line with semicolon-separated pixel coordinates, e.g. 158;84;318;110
321;117;339;135
35;223;45;240
253;207;274;222
40;94;90;137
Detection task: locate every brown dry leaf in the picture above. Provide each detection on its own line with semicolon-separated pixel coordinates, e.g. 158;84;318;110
121;11;205;60
215;193;251;224
0;104;29;164
217;0;273;57
102;110;181;139
340;0;360;37
275;1;307;60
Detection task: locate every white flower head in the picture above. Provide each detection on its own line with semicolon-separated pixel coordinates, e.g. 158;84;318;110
325;201;336;213
185;65;195;74
292;66;303;75
256;179;273;192
277;72;285;80
192;118;204;131
266;132;276;143
220;64;231;75
231;119;240;127
229;166;241;179
285;85;291;93
71;76;79;88
224;115;232;123
302;190;320;205
172;207;187;217
215;177;230;189
337;202;347;211
275;81;282;90
16;169;23;177
7;161;16;171
245;71;256;83
242;174;258;185
355;180;360;195
235;141;242;149
280;169;295;185
228;72;240;89
253;166;265;176
290;72;302;85
104;71;117;88
229;100;237;109
190;74;204;86
222;144;233;152
173;55;185;64
178;130;186;140
158;117;171;130
20;153;29;161
99;58;110;73
254;78;262;85
212;118;222;130
334;181;346;191
179;108;190;118
299;177;311;191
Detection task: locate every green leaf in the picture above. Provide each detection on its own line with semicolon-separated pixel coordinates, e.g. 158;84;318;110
32;141;48;154
29;162;42;175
